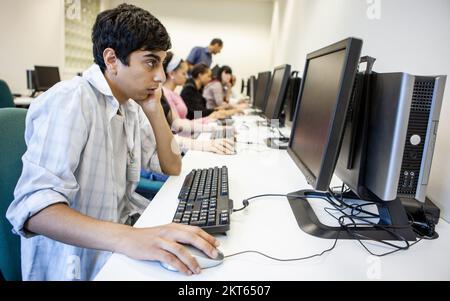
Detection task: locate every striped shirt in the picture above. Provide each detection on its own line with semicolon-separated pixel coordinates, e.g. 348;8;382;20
6;64;162;280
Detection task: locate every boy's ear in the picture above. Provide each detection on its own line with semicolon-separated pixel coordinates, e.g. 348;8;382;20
103;48;119;75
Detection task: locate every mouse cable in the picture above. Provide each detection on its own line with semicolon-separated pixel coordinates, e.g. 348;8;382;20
224;231;340;262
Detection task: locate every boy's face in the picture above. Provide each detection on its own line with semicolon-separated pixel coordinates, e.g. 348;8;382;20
115;49;167;102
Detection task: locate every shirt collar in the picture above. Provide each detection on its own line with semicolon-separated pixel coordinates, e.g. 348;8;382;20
82;64;138;116
83;64;121;110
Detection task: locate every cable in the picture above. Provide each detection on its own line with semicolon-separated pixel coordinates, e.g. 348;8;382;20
231;191;424;259
275;127;288;139
232;193;288;212
225;231;339;262
235;141;266;146
318;193;416;257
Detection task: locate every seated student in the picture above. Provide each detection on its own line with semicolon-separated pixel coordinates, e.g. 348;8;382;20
162;52;228;130
161;92;235;155
203;65;249;112
6;4;220;281
203;65;233;110
161;52;235;154
180;64;236;120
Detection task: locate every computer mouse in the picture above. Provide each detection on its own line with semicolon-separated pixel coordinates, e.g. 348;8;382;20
160;245;224;272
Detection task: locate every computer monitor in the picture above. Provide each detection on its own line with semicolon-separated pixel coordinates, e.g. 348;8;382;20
288;39;361;191
287;38;417;241
247;75;256;104
283;72;302;127
253;71;271;110
263;64;291;121
34;66;61;92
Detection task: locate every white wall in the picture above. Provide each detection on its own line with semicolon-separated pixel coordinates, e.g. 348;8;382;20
105;0;274;88
271;0;450;221
0;0;64;94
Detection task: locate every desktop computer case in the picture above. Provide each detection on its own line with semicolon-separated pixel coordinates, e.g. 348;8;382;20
365;73;446;202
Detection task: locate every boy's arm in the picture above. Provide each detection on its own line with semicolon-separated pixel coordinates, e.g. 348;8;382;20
26;203;219;275
137;86;182;175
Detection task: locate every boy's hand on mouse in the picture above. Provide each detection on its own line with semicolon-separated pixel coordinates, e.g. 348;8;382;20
116;223;220;275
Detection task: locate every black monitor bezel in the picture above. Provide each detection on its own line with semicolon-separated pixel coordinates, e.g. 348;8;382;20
254;71;272;110
34;65;61;92
287;37;362;191
248;75;256;105
263;64;291;120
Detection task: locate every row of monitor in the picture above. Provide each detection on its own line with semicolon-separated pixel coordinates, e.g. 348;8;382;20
246;65;294;125
245;37;446;240
27;66;61;96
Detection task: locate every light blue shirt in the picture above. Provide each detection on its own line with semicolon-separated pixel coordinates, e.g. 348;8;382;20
186;46;212;67
6;64;162;280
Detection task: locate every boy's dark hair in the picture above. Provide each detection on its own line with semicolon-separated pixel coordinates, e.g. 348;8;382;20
163;51;184;76
191;63;210;79
210;38;223;47
92;3;171;73
214;65;232;82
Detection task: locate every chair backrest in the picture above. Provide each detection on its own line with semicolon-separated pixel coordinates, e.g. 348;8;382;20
0;108;27;280
0;80;15;108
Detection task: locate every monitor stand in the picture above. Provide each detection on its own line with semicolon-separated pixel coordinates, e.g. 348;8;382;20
265;137;289;150
287;189;417;241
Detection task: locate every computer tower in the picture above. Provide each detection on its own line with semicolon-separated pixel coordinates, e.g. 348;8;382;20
365;72;446;202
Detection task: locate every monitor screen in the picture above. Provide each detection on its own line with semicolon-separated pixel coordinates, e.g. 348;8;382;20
283;74;302;126
263;64;291;120
254;71;271;110
34;66;61;91
288;38;362;191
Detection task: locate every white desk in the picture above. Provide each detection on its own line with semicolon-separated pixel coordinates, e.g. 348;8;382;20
13;96;34;106
95;115;450;281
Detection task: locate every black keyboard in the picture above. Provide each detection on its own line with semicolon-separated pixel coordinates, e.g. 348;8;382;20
172;166;233;234
210;128;235;140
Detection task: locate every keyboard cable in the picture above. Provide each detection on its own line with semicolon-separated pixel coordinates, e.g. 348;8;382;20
227;192;423;262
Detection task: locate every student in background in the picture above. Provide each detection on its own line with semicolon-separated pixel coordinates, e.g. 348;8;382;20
162;52;227;129
186;38;223;71
162;53;235;154
181;63;236;120
203;65;234;110
203;65;247;112
6;4;219;280
161;92;235;155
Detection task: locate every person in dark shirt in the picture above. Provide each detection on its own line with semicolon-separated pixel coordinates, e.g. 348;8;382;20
181;64;237;120
180;64;213;119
